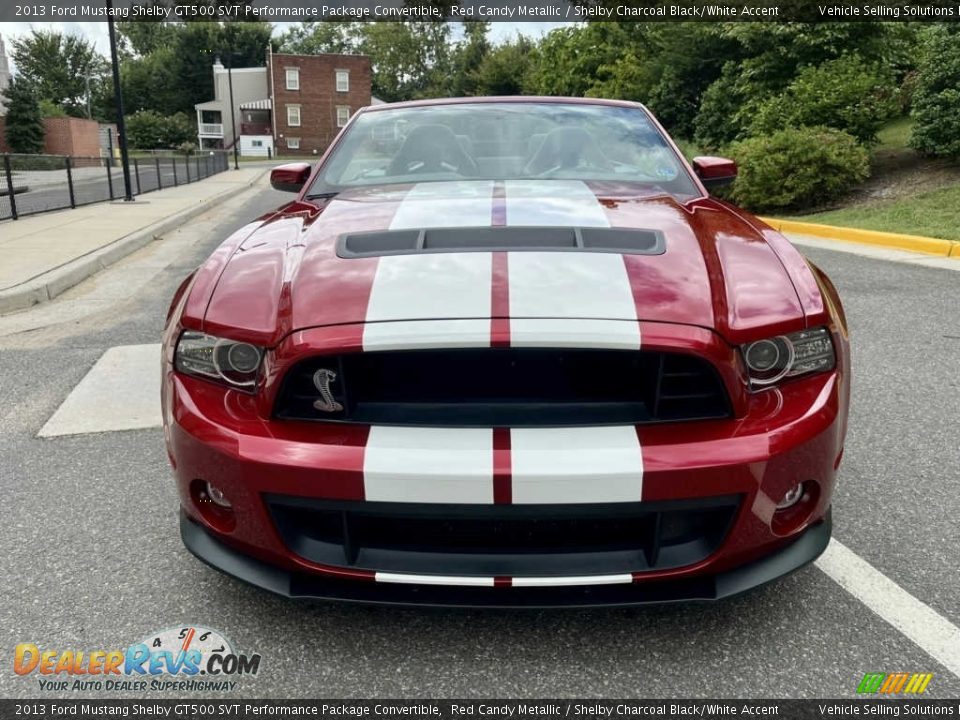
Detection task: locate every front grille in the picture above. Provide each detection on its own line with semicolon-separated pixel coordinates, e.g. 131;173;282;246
266;495;741;577
274;348;730;426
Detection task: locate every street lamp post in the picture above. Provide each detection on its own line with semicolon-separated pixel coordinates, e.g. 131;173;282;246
225;54;240;171
106;0;133;201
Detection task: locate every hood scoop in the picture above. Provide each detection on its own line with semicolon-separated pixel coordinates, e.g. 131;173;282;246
338;226;665;258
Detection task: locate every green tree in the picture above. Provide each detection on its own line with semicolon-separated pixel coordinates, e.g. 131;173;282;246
524;24;636;98
116;20;178;57
910;25;960;157
751;56;897;144
358;23;453;101
473;35;535;96
448;21;492;97
3;78;45;154
695;22;918;148
116;46;183;115
10;30;107;117
279;20;363;55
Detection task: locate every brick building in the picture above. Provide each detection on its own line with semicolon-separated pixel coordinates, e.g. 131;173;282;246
268;52;372;157
195;50;372;158
42;117;102;157
0;116;105;157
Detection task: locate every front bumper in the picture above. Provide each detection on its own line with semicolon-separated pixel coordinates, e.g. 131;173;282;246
181;507;832;607
164;340;845;604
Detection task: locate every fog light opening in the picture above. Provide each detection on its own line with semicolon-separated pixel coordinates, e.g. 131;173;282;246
771;480;820;536
206;482;232;509
190;479;236;533
776;483;804;510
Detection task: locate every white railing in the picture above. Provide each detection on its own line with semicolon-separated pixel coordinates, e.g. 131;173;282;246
199;123;224;136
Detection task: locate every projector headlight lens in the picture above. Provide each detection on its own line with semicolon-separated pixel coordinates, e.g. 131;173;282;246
175;331;263;389
743;327;835;389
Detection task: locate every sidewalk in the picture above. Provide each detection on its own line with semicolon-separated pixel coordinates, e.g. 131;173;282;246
0;165;269;315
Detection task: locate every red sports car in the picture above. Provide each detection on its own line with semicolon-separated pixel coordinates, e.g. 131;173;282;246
162;97;849;606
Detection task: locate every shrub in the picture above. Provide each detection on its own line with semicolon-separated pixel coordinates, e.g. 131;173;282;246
38;99;68;118
728;127;870;212
126;110;196;150
750;55;897;144
910;26;960;157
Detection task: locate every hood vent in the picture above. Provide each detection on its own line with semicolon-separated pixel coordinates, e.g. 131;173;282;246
339;226;665;258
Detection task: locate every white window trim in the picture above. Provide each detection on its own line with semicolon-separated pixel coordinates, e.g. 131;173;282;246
336;105;351;128
287;104;301;127
335;70;350;93
285;68;299;91
286;137;300;149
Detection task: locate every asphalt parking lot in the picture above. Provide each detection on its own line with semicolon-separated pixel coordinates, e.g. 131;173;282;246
1;181;957;699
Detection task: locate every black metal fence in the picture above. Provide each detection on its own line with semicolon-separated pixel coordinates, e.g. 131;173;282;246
0;151;230;221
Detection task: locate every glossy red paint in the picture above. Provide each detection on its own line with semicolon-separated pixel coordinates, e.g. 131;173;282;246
162;97;850;602
692;156;738;182
195;187;813;348
270;163;313;194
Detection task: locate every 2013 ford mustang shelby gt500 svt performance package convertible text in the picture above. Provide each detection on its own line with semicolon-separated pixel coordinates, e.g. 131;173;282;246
162;97;850;606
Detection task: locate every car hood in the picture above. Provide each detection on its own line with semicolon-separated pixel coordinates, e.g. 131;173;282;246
200;180;809;347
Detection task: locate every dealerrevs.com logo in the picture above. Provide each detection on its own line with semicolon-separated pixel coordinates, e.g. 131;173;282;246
14;626;261;692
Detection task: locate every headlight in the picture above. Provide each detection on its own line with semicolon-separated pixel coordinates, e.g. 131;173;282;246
175;331;264;389
742;326;835;388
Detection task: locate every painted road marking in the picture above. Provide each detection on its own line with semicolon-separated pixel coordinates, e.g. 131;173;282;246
816;539;960;679
38;344;162;437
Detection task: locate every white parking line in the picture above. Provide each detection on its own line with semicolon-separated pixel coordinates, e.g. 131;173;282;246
816;539;960;678
38;344;162;437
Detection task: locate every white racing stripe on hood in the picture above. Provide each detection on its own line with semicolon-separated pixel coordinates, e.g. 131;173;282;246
363;252;493;350
507;252;641;349
389;181;495;229
505;180;610;227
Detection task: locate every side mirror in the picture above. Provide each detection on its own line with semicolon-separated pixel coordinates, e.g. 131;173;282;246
270;162;312;193
692;156;737;190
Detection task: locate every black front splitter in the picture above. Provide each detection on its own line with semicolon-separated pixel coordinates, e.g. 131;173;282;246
180;508;831;608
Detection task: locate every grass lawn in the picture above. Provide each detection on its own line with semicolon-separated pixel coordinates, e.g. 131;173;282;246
793;183;960;241
875;116;913;151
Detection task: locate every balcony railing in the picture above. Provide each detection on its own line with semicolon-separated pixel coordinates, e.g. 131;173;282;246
240;122;272;136
199;123;224;137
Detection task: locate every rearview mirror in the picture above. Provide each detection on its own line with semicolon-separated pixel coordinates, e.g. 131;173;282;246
270;163;312;193
692;156;738;190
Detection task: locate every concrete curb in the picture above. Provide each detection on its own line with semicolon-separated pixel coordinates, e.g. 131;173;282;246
0;170;268;316
761;217;960;259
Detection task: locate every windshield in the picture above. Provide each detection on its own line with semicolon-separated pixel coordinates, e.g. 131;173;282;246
309;102;699;198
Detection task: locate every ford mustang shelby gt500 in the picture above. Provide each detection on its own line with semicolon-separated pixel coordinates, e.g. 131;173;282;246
162;97;849;606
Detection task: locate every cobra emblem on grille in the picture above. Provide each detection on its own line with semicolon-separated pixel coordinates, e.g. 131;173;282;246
312;368;344;413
